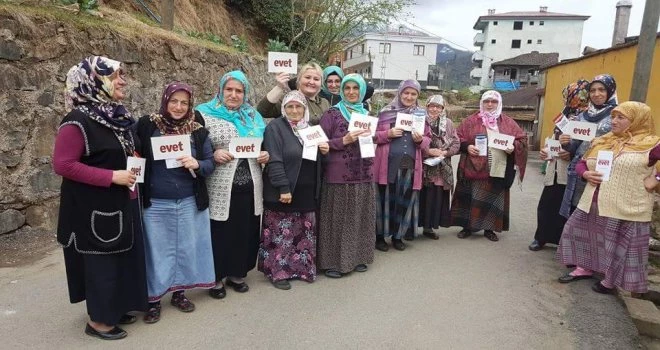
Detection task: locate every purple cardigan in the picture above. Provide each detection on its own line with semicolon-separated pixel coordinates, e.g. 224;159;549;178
373;118;431;190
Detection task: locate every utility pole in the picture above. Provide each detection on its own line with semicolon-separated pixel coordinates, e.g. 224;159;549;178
162;0;174;31
630;0;660;102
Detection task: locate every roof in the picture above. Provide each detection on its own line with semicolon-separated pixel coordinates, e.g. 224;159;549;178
473;11;589;29
500;86;539;109
491;51;559;67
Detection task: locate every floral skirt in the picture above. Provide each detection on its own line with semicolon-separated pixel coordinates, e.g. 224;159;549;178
258;210;317;283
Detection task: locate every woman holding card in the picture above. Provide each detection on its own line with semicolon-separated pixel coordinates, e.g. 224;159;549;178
318;73;376;278
136;82;216;323
53;56;147;340
373;79;431;251
418;95;459;239
196;70;269;297
257;62;330;124
450;90;528;242
557;101;660;294
259;91;329;290
529;80;589;251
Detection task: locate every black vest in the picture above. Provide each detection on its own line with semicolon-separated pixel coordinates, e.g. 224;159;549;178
57;110;135;254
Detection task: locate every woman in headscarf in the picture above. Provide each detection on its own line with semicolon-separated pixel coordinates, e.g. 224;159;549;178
257;62;330;124
417;95;459;240
259;91;329;290
318;73;375;278
373;80;431;251
558;74;617;222
136;82;216;323
450;90;528;242
557;101;660;295
319;65;344;106
529;80;590;251
53;56;147;340
195;70;269;298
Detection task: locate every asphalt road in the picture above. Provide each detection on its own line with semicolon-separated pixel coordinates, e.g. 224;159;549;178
0;155;640;349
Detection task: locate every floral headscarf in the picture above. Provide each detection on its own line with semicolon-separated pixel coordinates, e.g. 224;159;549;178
562;79;590;116
195;70;265;137
478;90;502;131
426;94;447;132
335;73;368;121
149;82;202;135
281;90;309;144
65;56;135;155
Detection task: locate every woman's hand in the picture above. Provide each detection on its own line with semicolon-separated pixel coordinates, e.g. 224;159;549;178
177;155;199;170
257;151;270;164
559;134;571;145
387;127;403;139
343;130;367;145
274;72;291;91
467;145;480;156
213;149;234;164
539;149;548;160
428;148;446;158
318;142;329;155
279;192;292;204
644;175;659;193
112;170;137;187
412;130;423;143
583;170;603;186
558;149;571;161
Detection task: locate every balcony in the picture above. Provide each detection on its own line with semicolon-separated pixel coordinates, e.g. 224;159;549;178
470;67;483;79
473;33;485;47
343;53;371;69
472;51;484;63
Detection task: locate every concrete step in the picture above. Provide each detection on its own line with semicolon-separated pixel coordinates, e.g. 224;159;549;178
622;296;660;339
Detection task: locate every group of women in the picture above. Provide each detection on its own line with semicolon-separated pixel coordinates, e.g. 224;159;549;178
55;55;657;341
529;74;660;297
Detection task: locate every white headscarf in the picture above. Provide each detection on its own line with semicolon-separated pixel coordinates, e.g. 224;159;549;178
478;90;502;131
281;90;310;144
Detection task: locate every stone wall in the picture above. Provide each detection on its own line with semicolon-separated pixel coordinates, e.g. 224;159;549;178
0;9;272;235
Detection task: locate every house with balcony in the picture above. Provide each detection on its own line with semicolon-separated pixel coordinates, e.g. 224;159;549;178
490;51;558;90
471;6;588;88
341;27;443;89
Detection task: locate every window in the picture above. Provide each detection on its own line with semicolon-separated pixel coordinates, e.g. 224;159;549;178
540;21;544;25
537;39;543;44
527;39;532;44
491;39;496;44
493;21;498;25
379;43;391;54
503;69;510;75
413;45;425;56
529;21;534;25
511;39;521;48
513;21;523;30
360;43;365;54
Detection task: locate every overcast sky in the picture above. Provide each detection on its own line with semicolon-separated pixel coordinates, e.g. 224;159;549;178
406;0;658;52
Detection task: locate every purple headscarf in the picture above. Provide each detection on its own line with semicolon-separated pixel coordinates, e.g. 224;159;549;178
377;79;421;125
149;82;202;135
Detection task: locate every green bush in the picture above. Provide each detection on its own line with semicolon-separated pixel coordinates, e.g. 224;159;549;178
266;38;289;52
231;34;248;52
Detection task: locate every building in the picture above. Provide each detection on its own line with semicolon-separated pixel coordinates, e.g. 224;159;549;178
538;34;660;149
471;6;589;89
490;51;558;90
342;27;443;89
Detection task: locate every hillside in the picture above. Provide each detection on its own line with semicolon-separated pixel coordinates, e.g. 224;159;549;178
435;43;474;90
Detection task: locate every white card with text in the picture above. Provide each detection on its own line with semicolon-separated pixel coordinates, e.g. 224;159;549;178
348;113;378;136
566;121;598;141
302;145;318;161
546;138;562;158
412;114;426;134
395;113;413;131
595;150;614;181
151;134;191;161
359;136;375;158
267;52;298;74
229;137;262;158
487;130;515;151
298;125;329;146
126;156;146;191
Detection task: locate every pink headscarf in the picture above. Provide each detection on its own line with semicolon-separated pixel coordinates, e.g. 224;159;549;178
478;90;502;131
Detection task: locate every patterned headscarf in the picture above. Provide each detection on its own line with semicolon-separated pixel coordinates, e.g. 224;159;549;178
321;65;344;96
478;90;502;131
281;90;309;144
378;79;421;125
336;73;368;122
195;70;266;137
586;74;618;118
149;82;202;135
65;56;135;155
562;79;590;116
426;94;447;132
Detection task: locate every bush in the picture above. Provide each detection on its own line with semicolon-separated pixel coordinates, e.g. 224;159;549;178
231;34;248;52
266;38;289;52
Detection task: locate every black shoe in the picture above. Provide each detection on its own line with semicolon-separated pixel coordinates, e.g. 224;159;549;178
272;280;292;290
484;230;499;242
354;264;368;272
118;314;137;325
209;286;227;299
528;240;544;251
392;239;406;251
423;231;440;240
143;302;161;324
375;238;389;252
324;270;343;278
226;279;249;293
558;273;593;284
457;229;472;239
85;324;127;340
592;281;614;294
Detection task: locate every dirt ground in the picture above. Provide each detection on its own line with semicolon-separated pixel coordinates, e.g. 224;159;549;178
0;227;59;268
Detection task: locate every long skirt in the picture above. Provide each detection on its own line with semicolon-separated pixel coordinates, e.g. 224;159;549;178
210;192;260;280
557;202;650;293
63;200;148;325
143;196;216;302
318;182;375;274
450;178;509;232
258;210;316;283
418;184;451;230
534;184;567;245
376;168;419;239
